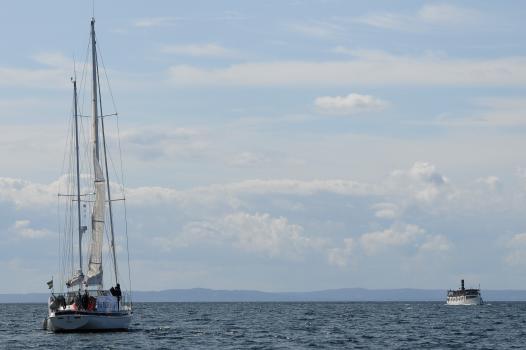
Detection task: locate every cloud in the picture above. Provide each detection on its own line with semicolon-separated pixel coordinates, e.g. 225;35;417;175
32;52;72;68
0;162;454;215
0;52;71;89
117;126;208;160
518;168;526;191
168;50;526;87
0;98;57;118
134;17;179;28
11;220;51;239
356;3;481;30
360;224;425;255
1;51;142;93
125;178;379;214
1;157;523;292
435;97;526;127
314;93;387;115
407;162;447;185
372;202;400;219
156;212;324;259
134;12;247;28
417;4;480;25
161;43;238;57
360;223;449;255
505;233;526;266
227;152;269;167
1;161;454;213
288;20;343;38
0;177;58;208
327;238;354;267
390;162;449;203
419;235;450;252
477;176;501;191
354;13;408;30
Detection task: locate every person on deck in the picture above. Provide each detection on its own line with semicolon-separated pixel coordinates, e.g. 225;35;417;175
110;283;122;310
74;292;82;310
82;290;89;310
115;283;122;310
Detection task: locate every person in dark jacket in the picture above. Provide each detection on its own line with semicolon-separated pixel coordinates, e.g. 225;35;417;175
110;283;122;310
81;290;89;310
115;283;122;309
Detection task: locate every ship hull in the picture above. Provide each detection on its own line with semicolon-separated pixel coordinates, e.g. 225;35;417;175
446;295;483;305
45;311;132;332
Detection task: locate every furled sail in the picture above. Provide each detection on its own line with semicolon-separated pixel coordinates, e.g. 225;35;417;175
66;269;84;288
86;156;105;286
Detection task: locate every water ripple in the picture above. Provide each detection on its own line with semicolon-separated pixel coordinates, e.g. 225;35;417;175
1;302;526;349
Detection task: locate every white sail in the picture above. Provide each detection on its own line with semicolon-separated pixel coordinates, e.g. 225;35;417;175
86;157;105;286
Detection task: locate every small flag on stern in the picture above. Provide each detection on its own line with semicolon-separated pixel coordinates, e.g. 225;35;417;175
46;279;53;289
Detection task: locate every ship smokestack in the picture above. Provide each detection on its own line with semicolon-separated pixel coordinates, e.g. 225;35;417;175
461;279;465;290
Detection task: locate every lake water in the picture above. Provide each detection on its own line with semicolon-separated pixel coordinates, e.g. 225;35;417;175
1;302;525;349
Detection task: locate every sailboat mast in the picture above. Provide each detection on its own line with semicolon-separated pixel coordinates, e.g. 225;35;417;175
91;18;99;161
73;78;83;275
86;17;106;288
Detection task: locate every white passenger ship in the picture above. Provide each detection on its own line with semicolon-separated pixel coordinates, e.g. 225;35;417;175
446;280;483;305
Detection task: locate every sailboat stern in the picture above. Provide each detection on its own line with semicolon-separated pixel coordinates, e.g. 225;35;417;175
46;311;132;332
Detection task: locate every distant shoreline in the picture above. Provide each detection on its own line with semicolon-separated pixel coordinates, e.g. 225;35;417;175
2;288;526;303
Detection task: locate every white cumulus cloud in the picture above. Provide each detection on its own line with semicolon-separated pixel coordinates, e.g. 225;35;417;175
11;220;51;239
314;93;387;115
360;224;425;255
359;223;449;256
155;212;324;259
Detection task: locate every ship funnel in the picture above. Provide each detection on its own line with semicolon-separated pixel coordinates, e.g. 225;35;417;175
461;279;465;290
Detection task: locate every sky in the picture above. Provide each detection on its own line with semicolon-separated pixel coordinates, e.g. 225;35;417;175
1;0;526;293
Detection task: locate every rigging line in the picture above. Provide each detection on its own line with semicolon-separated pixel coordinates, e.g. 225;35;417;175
57;91;76;289
97;46;119;114
97;52;119;286
106;135;124;196
102;212;113;281
79;34;91;125
115;106;132;301
73;55;77;81
123;193;132;304
98;38;131;301
56;182;62;292
96;47;124;194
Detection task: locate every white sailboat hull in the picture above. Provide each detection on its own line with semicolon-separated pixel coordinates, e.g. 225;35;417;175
45;311;132;332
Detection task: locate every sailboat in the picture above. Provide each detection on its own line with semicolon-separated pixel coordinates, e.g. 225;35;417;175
44;18;132;332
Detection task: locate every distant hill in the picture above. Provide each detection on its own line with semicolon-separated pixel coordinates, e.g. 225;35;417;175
2;288;526;303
